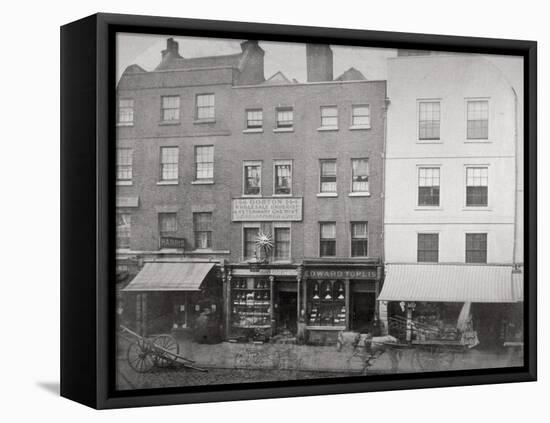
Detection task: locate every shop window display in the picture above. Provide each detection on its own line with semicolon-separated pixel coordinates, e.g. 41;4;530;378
231;278;272;332
307;280;346;327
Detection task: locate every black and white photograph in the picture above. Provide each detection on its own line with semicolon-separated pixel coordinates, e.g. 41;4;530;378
114;32;525;390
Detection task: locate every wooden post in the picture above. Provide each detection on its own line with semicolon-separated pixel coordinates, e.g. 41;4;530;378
302;275;308;315
374;280;380;318
135;293;142;335
406;302;415;342
142;293;148;337
296;276;301;325
225;270;232;340
269;275;275;337
220;265;227;338
345;279;350;331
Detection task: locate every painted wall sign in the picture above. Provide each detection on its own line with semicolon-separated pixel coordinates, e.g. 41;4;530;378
116;196;139;208
159;236;186;249
232;197;303;221
304;269;378;279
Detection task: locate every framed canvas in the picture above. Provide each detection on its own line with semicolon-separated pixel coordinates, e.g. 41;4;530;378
60;13;537;409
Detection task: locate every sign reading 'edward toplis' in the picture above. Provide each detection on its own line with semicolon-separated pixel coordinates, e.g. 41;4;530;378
232;197;303;221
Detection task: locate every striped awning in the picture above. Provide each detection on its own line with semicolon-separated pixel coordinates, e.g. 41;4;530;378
123;262;215;292
378;264;519;303
512;268;524;302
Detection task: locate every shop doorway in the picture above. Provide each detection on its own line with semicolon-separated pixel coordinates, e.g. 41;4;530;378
351;292;376;333
277;291;297;334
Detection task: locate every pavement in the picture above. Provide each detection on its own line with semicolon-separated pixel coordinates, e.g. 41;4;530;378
116;333;523;390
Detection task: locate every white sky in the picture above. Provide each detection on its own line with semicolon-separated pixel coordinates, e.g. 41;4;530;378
116;33;523;96
116;33;397;83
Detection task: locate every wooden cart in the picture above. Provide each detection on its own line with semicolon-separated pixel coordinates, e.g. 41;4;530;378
120;325;208;373
387;316;477;371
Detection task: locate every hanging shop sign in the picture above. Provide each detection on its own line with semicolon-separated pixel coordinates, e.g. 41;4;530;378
232;197;303;221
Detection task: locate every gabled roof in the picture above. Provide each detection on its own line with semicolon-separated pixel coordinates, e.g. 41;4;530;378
335;67;367;81
122;64;147;74
263;71;293;85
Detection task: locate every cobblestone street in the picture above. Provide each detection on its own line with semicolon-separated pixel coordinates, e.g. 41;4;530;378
116;334;523;390
117;358;350;390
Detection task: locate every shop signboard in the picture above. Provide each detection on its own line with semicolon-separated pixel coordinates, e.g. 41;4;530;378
304;269;378;280
232;197;303;221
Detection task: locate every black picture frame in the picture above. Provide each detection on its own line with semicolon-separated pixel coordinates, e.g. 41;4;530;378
60;12;537;409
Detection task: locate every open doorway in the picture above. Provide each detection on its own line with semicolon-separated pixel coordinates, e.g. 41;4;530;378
277;291;297;334
351;292;376;333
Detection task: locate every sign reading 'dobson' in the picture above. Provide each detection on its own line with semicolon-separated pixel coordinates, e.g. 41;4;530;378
232;198;303;221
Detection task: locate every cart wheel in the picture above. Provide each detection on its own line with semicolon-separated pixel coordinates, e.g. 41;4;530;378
416;345;456;371
152;334;180;368
127;339;155;373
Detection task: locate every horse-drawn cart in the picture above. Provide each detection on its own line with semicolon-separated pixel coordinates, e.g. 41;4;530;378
120;325;208;373
385;315;479;371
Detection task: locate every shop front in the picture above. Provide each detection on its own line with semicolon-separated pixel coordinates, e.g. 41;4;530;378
378;264;524;348
122;260;223;343
302;259;383;345
224;265;299;342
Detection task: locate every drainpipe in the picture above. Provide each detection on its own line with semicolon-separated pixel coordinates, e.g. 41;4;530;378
378;93;390;334
511;87;518;265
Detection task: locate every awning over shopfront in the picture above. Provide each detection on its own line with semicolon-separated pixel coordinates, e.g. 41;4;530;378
378;264;519;303
123;262;215;292
512;268;524;302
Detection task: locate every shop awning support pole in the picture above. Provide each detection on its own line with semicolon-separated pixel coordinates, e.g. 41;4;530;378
345;279;350;331
406;302;416;342
296;270;301;325
225;270;232;340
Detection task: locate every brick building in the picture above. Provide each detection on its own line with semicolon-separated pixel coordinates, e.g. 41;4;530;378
116;38;386;343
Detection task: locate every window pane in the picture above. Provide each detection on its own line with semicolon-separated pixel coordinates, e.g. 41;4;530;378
467;100;489;139
197;94;215;120
320;223;336;239
195;146;214;180
320;222;336;256
246;109;263;128
466;233;487;263
352;158;369;192
116;213;131;248
321;106;338;127
244;228;259;259
320;240;336;257
320;160;337;192
159;213;177;235
244;164;261;195
275;164;292;194
118;99;134;123
351;222;368;257
116;148;133;180
276;108;293;128
466;167;488;206
161;147;178;180
274;227;290;260
418;168;440;206
193;212;212;249
417;233;439;262
418;102;440;140
352;105;370;126
162;96;180;121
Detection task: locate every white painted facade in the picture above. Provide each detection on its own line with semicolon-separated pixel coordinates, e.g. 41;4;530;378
384;54;519;266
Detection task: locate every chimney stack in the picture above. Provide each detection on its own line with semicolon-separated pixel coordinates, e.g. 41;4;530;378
161;38;182;59
236;40;265;85
306;44;333;82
